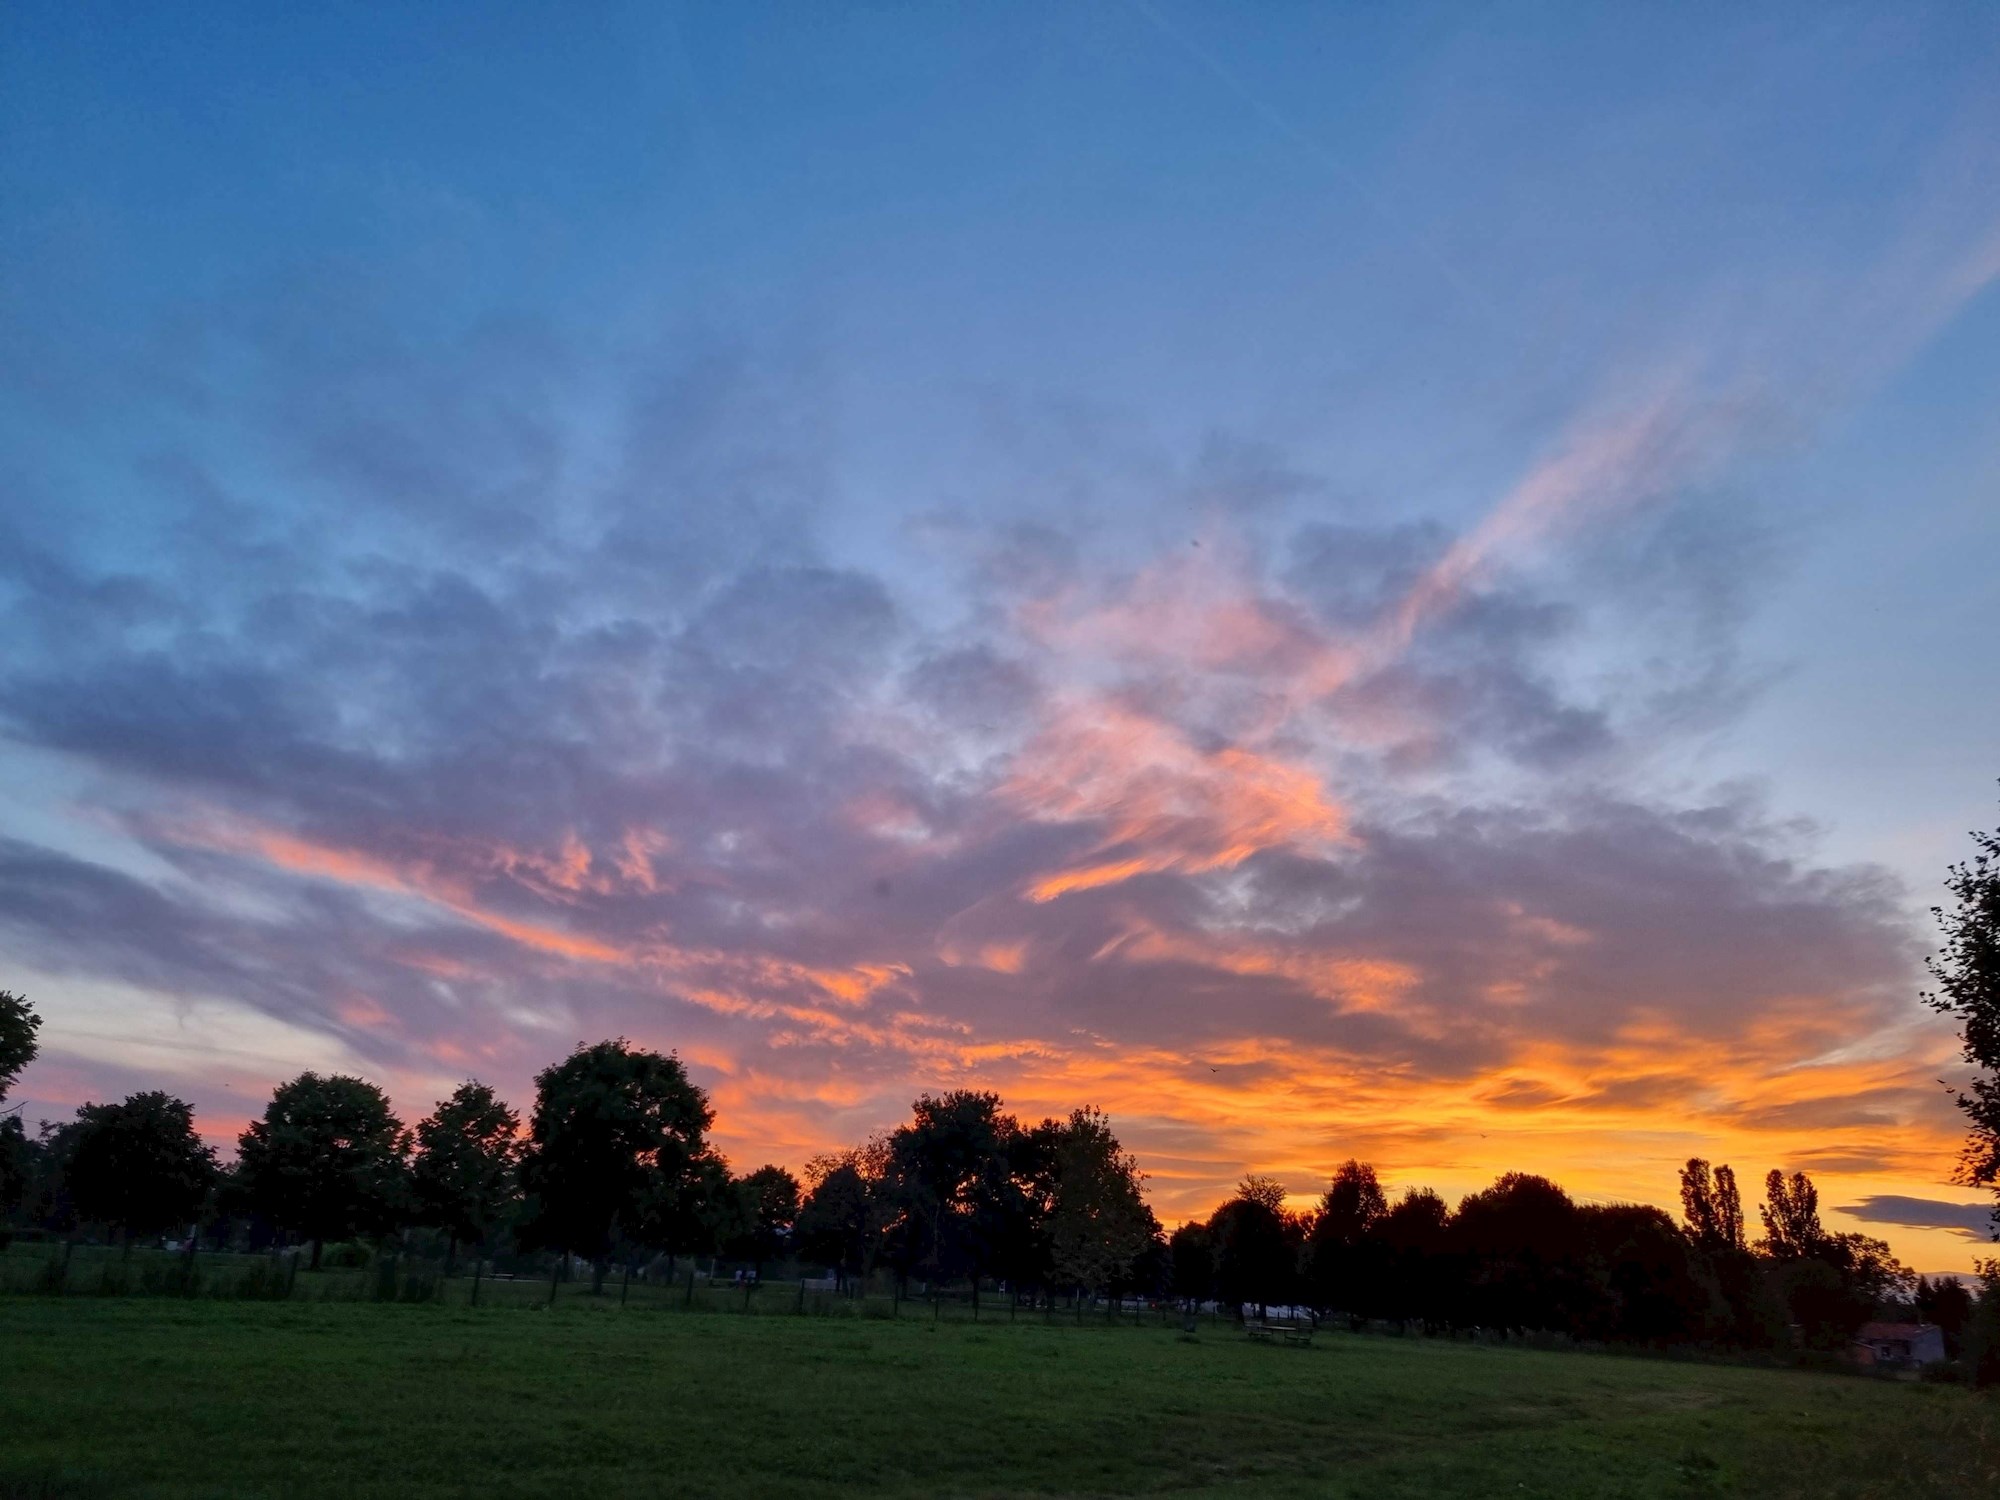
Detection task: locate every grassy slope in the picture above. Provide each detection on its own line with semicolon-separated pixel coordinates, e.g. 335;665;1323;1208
1;1299;1995;1499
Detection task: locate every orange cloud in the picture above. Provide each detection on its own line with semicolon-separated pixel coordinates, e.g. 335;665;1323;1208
1009;700;1347;901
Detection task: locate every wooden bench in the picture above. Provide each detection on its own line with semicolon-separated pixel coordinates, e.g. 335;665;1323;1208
1245;1318;1315;1346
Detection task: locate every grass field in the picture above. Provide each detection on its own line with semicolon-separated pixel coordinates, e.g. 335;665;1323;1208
2;1298;1996;1499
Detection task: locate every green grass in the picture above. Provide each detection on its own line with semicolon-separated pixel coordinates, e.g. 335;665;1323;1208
1;1298;1995;1499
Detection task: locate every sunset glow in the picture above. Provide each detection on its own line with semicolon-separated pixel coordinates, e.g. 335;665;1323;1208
4;3;1998;1280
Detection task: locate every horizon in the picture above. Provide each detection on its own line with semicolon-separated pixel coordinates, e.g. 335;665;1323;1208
4;3;1999;1276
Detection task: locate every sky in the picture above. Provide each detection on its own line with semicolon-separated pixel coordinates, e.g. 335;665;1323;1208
3;2;1999;1271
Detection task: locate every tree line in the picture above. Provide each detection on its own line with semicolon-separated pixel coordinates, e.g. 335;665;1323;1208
0;1014;1158;1305
1166;1159;1991;1365
4;988;1996;1374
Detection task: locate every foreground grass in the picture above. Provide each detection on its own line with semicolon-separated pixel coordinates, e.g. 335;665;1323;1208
1;1299;1995;1499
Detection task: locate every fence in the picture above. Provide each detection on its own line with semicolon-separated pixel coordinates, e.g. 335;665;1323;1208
0;1241;1233;1328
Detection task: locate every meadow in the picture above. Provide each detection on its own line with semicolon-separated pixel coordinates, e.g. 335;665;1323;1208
3;1292;1996;1499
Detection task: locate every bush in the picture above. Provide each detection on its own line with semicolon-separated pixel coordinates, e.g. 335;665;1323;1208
235;1257;294;1301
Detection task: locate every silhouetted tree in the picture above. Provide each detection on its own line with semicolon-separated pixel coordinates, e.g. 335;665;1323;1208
236;1074;410;1268
1775;1231;1910;1350
1;989;45;1229
639;1146;731;1267
1924;805;2000;1237
1304;1159;1388;1318
1210;1177;1298;1315
1452;1173;1590;1334
518;1040;714;1283
1167;1220;1214;1304
410;1082;521;1272
1915;1273;1974;1356
1753;1167;1910;1347
1373;1187;1451;1330
882;1091;1024;1289
723;1164;800;1273
0;989;39;1103
1581;1203;1706;1343
1758;1169;1824;1259
64;1092;218;1244
796;1145;886;1286
0;1117;31;1223
1041;1107;1157;1299
1679;1158;1746;1251
1964;1262;2000;1386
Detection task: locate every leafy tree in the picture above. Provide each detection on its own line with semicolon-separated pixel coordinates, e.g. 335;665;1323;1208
518;1039;713;1274
1924;807;2000;1234
1373;1187;1451;1330
1965;1260;2000;1386
639;1147;731;1266
796;1143;889;1285
1757;1169;1823;1259
1753;1168;1908;1347
1235;1175;1288;1214
236;1073;410;1268
0;1117;32;1222
1774;1232;1910;1350
882;1090;1024;1287
0;990;40;1221
1679;1158;1746;1251
64;1092;218;1243
1451;1173;1591;1334
1041;1107;1157;1298
1316;1160;1388;1241
1210;1178;1299;1315
722;1164;801;1273
0;989;40;1103
1167;1220;1214;1303
410;1082;521;1270
1580;1203;1706;1343
1304;1159;1388;1317
1915;1274;1974;1356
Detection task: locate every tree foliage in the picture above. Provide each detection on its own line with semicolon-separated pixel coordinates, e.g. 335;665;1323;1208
1758;1169;1824;1259
719;1164;801;1271
410;1082;521;1260
1210;1179;1300;1313
0;989;40;1103
0;988;37;1221
882;1090;1025;1284
1679;1158;1746;1251
1924;806;2000;1228
1305;1159;1389;1315
795;1145;887;1283
64;1091;218;1240
518;1039;713;1261
235;1073;409;1264
1041;1107;1157;1296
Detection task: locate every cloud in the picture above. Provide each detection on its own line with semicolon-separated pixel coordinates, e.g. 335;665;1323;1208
0;230;1985;1241
1837;1196;1997;1241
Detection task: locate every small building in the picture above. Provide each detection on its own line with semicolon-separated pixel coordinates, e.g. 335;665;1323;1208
1851;1322;1947;1369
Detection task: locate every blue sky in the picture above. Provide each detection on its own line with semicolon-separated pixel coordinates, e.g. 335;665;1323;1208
3;2;1998;1267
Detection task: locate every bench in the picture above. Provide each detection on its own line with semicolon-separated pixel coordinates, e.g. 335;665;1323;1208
1245;1319;1315;1346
